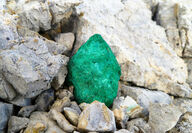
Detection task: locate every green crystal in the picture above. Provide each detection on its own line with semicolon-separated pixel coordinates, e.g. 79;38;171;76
68;34;121;107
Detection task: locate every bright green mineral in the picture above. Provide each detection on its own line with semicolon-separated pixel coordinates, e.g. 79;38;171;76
68;34;121;107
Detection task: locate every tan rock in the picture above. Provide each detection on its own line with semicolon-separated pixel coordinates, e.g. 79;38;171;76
51;97;71;112
78;101;116;132
49;109;75;132
64;107;79;126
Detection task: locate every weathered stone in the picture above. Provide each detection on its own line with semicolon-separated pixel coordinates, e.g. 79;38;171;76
70;101;81;115
184;58;192;88
169;112;192;133
115;129;132;133
121;84;172;115
64;107;79;126
14;1;52;32
74;0;191;98
173;98;192;113
148;103;183;133
9;95;31;107
35;89;55;111
54;33;75;56
156;0;192;57
49;109;75;132
78;101;116;132
56;89;74;100
0;102;13;132
113;96;143;128
79;102;89;111
8;116;29;133
0;35;69;98
51;97;71;112
0;73;16;100
68;34;121;107
48;0;82;24
24;111;65;133
18;105;37;118
127;118;151;133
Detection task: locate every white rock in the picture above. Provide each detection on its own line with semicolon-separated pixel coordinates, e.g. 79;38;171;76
148;103;183;133
74;0;191;98
78;101;116;132
121;84;172;115
184;58;192;88
115;129;132;133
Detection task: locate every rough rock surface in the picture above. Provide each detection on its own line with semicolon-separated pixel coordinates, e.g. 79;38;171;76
8;116;29;133
156;0;192;57
184;58;192;88
24;111;65;133
0;102;13;132
148;103;183;133
64;107;79;126
113;96;143;128
127;118;151;133
78;101;116;132
74;0;191;98
68;34;121;107
121;84;172;115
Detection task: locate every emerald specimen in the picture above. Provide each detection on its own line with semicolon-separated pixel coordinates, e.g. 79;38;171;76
68;34;121;107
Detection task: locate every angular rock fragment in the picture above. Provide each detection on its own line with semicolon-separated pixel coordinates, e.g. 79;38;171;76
24;111;65;133
9;96;31;107
173;98;192;113
64;107;79;126
18;105;37;118
56;89;74;100
127;118;151;133
78;101;116;132
70;101;81;114
113;96;143;128
51;97;71;112
121;84;172;115
48;0;82;24
0;102;13;132
49;109;75;132
8;116;29;133
35;89;55;111
148;103;183;133
54;32;75;56
68;34;121;107
74;0;191;98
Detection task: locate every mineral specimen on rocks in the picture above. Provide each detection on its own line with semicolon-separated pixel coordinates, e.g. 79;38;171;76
74;0;192;98
78;101;116;132
68;34;121;107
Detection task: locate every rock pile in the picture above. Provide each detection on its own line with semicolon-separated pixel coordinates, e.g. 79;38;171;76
0;0;192;133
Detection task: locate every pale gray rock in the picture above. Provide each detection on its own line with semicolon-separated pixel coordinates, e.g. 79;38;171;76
8;116;29;133
49;109;75;132
18;105;37;118
113;96;143;128
64;107;80;126
48;0;82;24
0;102;13;132
148;103;183;133
78;101;116;132
169;112;192;133
35;89;55;111
74;0;191;98
115;129;132;133
54;33;75;56
9;95;31;107
0;35;69;98
173;98;192;113
156;0;192;57
15;1;52;32
70;101;81;114
0;73;16;100
79;102;89;111
184;58;192;88
24;111;65;133
121;84;172;115
127;118;151;133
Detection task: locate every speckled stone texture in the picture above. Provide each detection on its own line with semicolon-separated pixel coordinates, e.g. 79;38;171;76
68;34;121;107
